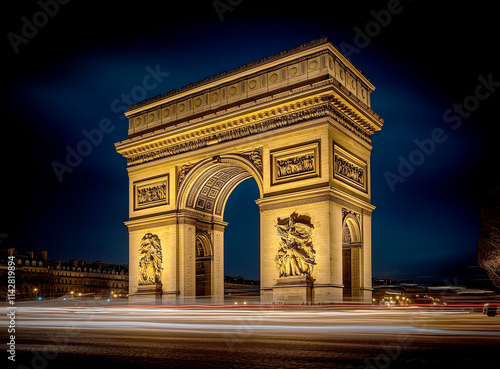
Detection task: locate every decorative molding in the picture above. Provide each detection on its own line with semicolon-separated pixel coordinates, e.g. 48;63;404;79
177;162;196;190
196;227;210;237
259;194;330;212
133;175;169;210
258;191;372;214
239;147;263;175
128;138;210;166
342;207;361;222
270;141;320;186
126;102;371;167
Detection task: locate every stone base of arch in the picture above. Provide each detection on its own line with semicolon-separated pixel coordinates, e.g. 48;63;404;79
271;275;314;305
129;283;163;304
258;187;374;305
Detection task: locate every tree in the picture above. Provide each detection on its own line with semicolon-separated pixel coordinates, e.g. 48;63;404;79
478;187;500;289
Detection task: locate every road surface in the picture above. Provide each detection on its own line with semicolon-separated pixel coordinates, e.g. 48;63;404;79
3;302;500;368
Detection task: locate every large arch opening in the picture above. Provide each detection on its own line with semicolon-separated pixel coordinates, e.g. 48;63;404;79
223;178;260;300
177;154;263;301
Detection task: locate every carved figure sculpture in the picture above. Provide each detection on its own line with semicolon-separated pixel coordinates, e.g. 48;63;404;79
248;147;263;172
138;233;163;285
137;183;167;205
276;153;315;178
275;212;316;277
334;155;364;185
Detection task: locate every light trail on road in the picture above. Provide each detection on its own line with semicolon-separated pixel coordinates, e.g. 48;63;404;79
4;302;500;369
3;303;500;336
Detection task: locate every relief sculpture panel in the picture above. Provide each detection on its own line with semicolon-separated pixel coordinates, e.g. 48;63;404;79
333;144;367;192
134;175;169;210
271;141;320;185
275;212;316;277
138;233;163;285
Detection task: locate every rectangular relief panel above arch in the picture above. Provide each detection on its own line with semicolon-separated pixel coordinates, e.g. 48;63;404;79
270;140;321;186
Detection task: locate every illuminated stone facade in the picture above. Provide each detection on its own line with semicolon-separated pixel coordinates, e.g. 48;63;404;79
115;37;383;304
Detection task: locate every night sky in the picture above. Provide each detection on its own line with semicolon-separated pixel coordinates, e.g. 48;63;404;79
2;1;499;285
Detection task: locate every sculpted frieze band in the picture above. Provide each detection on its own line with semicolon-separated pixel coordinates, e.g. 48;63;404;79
126;102;372;167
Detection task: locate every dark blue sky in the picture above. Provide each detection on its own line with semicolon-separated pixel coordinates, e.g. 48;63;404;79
2;1;499;285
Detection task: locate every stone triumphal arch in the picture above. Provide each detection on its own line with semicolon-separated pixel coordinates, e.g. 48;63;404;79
115;38;383;304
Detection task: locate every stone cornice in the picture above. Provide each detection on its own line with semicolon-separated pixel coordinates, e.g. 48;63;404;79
118;101;370;167
256;186;375;214
116;78;383;167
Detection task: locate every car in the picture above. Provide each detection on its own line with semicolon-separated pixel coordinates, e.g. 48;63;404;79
483;303;500;317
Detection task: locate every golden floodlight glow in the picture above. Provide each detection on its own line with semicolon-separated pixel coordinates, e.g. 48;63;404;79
116;38;383;305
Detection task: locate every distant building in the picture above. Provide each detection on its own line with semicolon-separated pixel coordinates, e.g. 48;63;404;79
224;275;260;289
0;248;128;300
223;276;260;300
372;278;414;286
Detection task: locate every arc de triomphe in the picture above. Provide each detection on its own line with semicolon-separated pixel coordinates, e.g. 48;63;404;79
115;37;383;304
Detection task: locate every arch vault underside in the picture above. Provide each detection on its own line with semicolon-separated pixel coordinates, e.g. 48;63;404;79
115;38;383;304
179;154;263;219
